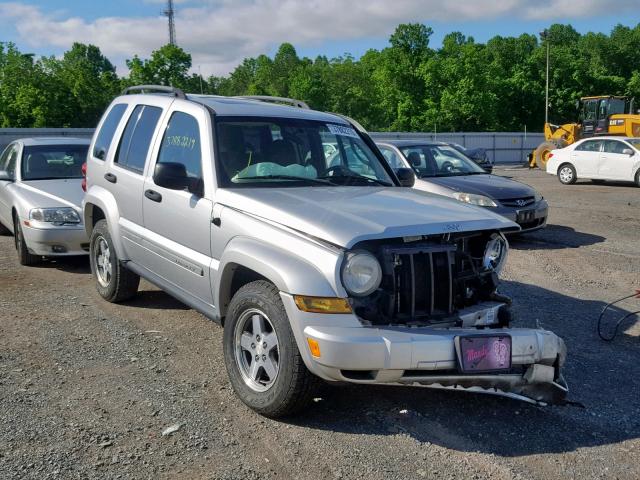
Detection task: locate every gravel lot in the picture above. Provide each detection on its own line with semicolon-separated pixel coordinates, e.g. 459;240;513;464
1;167;639;479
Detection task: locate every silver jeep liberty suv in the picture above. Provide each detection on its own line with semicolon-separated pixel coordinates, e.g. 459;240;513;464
83;85;568;417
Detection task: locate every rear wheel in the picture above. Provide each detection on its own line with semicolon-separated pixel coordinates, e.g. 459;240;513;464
558;164;577;185
223;280;319;418
14;215;40;266
635;170;640;188
89;219;140;302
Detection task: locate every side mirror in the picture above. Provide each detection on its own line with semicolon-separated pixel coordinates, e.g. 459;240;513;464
395;168;415;187
0;170;14;182
154;162;204;196
154;162;190;190
622;148;634;156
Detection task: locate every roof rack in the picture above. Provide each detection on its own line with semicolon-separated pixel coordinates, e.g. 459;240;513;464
121;85;186;99
233;95;310;109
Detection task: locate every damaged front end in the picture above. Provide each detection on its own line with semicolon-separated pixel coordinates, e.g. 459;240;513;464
307;230;569;405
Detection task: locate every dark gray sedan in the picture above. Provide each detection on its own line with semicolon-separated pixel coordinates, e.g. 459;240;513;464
377;140;547;233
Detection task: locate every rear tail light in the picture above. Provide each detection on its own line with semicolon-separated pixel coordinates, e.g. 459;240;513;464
548;153;554;159
81;162;87;192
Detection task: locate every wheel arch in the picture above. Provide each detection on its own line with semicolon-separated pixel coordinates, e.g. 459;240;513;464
215;236;339;321
83;186;126;258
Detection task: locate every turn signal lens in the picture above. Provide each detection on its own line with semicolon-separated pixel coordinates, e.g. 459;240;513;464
307;338;321;358
294;296;352;314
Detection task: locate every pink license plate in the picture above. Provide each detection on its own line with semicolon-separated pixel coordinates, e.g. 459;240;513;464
457;335;511;373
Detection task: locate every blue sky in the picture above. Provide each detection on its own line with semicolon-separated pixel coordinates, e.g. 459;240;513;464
1;1;638;76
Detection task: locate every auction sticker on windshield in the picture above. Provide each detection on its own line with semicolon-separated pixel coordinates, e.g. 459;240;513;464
327;124;359;138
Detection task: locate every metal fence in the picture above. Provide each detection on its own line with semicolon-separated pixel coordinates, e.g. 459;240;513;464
370;132;544;165
0;128;542;165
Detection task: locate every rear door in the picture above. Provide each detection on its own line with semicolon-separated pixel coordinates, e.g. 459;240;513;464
571;139;602;177
107;100;168;262
599;140;636;180
141;103;214;306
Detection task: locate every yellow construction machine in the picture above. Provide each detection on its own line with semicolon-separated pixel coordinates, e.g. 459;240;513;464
529;95;640;168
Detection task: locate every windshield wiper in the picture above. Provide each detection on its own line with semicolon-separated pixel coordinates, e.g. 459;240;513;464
318;174;392;186
235;175;333;185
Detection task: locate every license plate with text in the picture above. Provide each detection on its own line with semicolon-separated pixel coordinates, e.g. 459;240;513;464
457;335;511;373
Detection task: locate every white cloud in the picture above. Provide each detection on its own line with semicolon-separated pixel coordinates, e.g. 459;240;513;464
0;0;637;76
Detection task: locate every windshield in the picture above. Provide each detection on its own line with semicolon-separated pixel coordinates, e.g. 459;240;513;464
215;116;394;187
21;144;88;181
625;139;640;148
399;144;486;178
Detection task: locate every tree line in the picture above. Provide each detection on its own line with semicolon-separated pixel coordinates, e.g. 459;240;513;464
2;22;640;132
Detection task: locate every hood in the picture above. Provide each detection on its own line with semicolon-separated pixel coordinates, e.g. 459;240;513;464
216;187;518;248
17;179;84;210
417;174;537;200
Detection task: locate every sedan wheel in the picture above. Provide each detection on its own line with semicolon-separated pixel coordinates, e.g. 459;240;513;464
558;164;577;185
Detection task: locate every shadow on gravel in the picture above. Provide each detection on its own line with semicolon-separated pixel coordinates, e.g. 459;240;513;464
509;224;605;250
120;290;191;311
31;255;90;274
287;280;640;457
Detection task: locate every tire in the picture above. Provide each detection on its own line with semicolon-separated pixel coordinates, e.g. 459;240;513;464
635;170;640;188
557;163;577;185
223;280;319;418
89;219;139;302
14;215;40;266
533;141;557;169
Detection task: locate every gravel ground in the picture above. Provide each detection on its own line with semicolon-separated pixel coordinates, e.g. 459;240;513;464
1;167;639;479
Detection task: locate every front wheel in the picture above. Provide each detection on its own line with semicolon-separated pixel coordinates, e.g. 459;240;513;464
223;280;319;418
89;219;140;302
635;170;640;188
14;216;40;266
558;164;577;185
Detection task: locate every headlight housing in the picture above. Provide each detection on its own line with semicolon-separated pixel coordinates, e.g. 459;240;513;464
30;207;81;225
483;233;508;274
534;192;543;203
453;192;497;207
341;250;382;297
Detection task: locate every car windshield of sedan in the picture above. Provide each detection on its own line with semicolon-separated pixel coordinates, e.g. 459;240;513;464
215;116;394;187
400;144;487;178
21;145;88;181
626;139;640;149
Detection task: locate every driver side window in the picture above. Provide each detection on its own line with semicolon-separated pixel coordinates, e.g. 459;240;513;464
157;112;202;180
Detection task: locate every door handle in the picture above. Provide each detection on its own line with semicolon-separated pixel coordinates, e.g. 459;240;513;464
104;172;117;183
144;189;162;203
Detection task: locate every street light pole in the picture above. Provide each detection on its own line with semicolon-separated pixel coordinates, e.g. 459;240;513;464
540;29;550;125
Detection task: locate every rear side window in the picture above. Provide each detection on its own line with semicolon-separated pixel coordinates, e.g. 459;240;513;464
575;140;602;152
115;105;163;173
157;112;202;179
93;104;127;160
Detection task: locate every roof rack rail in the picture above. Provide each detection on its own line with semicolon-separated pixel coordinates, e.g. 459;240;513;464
121;85;186;99
234;95;310;109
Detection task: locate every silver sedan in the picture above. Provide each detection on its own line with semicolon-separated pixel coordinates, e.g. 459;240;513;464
0;137;90;265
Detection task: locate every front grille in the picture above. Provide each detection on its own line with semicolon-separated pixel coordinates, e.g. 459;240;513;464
499;196;535;207
380;244;456;321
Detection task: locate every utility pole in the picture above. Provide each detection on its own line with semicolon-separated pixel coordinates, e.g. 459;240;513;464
540;29;550;125
163;0;176;46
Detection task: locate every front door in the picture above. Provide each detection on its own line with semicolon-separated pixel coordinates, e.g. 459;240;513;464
599;140;636;180
142;108;214;306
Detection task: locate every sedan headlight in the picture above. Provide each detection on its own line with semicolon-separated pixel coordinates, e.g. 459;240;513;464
453;192;498;207
30;207;81;225
534;192;543;203
483;233;508;274
341;251;382;297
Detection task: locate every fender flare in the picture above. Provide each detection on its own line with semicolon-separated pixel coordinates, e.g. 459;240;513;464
214;236;339;316
83;185;126;259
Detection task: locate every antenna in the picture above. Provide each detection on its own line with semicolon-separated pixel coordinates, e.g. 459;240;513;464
163;0;176;46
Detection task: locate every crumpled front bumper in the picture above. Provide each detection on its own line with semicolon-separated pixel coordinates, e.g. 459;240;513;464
281;294;568;405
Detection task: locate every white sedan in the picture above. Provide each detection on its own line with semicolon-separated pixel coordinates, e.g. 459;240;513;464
546;136;640;186
0;137;90;265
